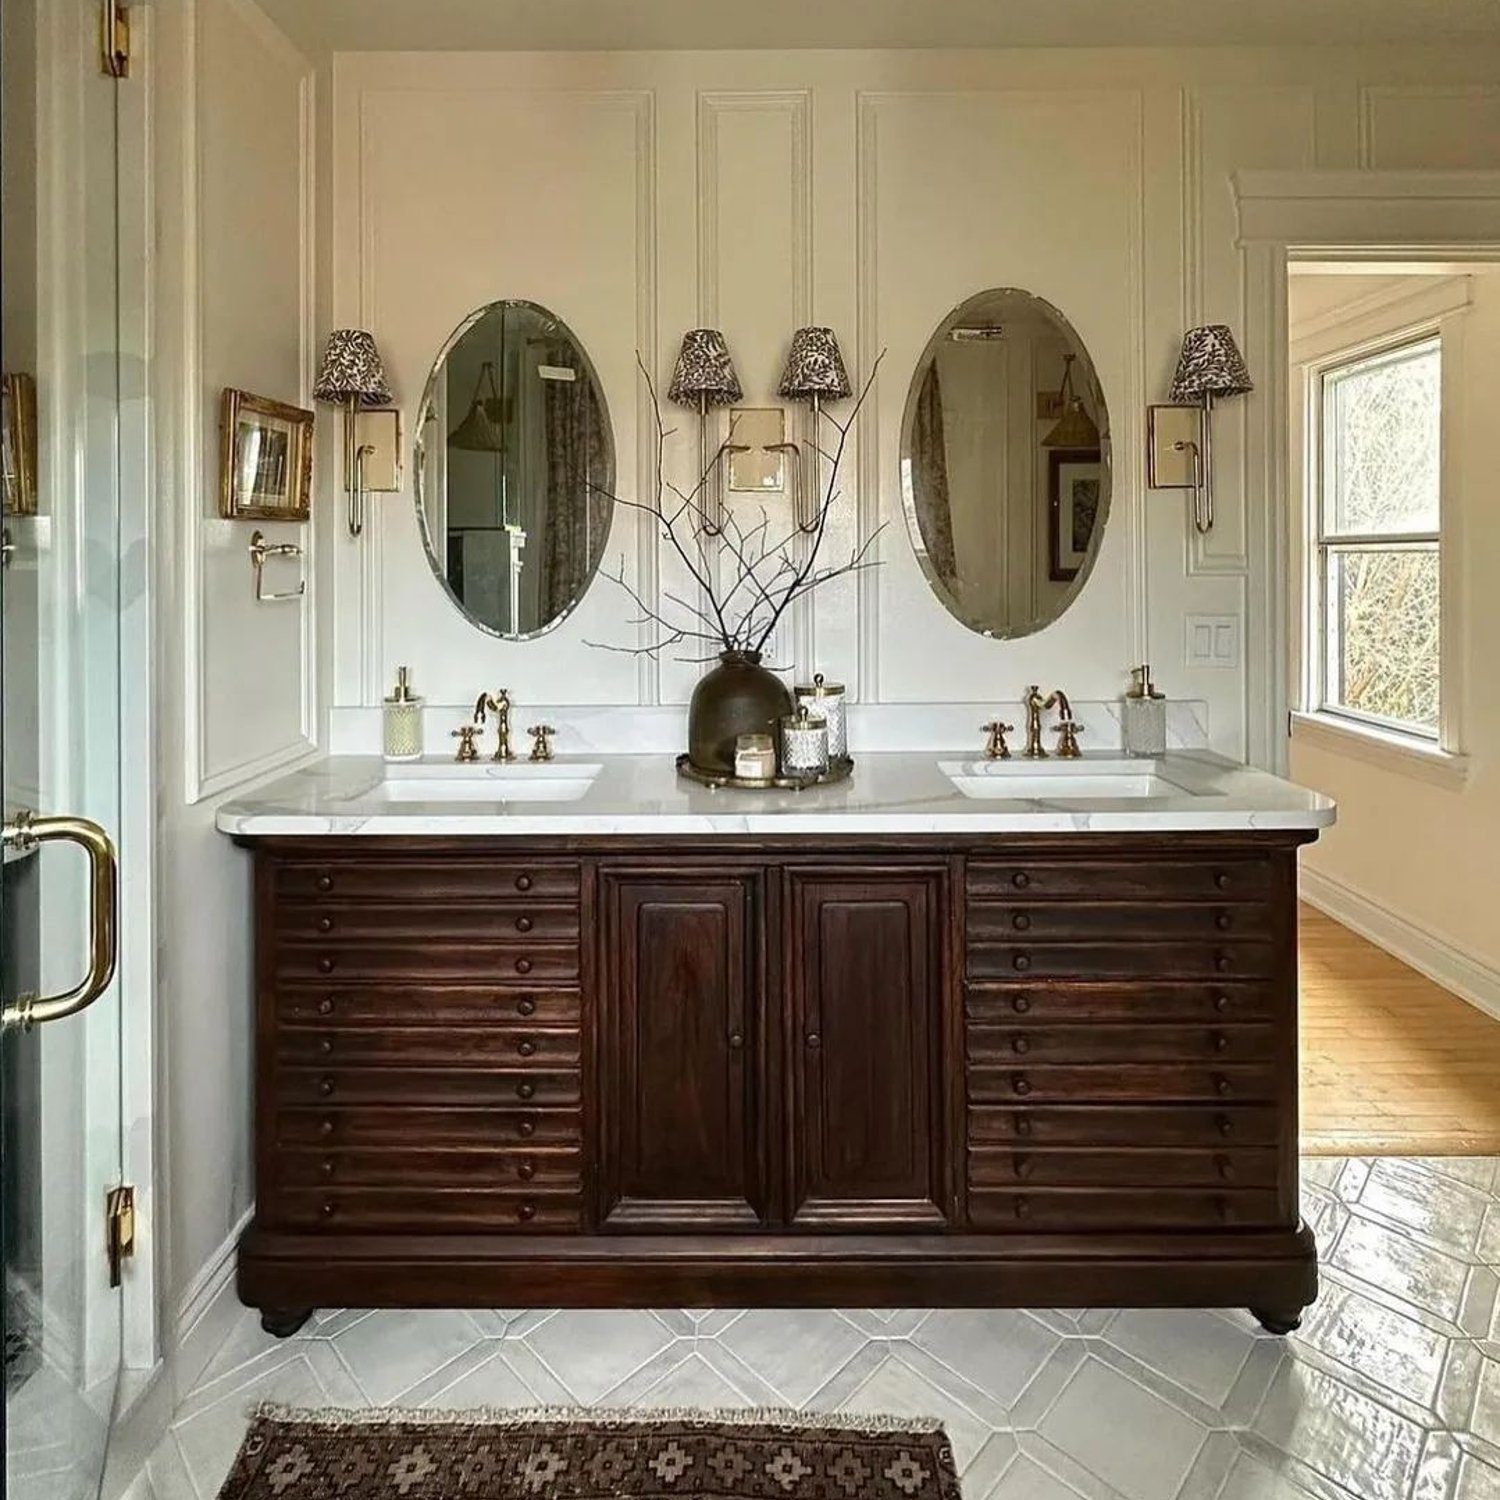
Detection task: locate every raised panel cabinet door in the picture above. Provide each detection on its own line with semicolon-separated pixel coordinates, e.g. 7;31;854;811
598;871;769;1229
787;870;951;1227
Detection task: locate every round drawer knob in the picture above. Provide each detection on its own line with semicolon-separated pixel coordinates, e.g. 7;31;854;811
320;1159;335;1178
1012;913;1031;932
1013;954;1032;973
1216;1114;1233;1138
517;1203;536;1222
317;957;336;975
1015;1114;1033;1137
728;1031;744;1050
515;958;533;975
516;1082;535;1100
317;1078;334;1098
319;1038;334;1056
806;1033;821;1049
315;874;334;893
316;915;334;934
1214;1075;1231;1097
517;1161;536;1181
518;1040;537;1057
1012;872;1030;889
1217;1156;1235;1180
518;1119;536;1138
515;874;533;892
1212;1032;1229;1053
1215;871;1231;890
319;1118;335;1137
517;997;536;1016
1012;1036;1030;1055
1215;912;1232;932
1012;995;1031;1014
1213;994;1230;1014
1014;1154;1033;1179
516;915;534;933
1014;1197;1031;1220
1214;954;1232;973
1012;1074;1031;1097
318;997;335;1016
320;1201;336;1218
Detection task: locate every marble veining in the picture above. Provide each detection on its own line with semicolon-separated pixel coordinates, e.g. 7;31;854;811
215;750;1335;837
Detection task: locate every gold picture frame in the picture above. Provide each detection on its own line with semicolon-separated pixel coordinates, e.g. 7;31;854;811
2;372;39;517
219;388;314;521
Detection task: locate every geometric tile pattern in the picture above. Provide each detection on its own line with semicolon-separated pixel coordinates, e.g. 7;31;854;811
138;1157;1500;1500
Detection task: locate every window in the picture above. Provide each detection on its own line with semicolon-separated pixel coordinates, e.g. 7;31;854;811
1314;335;1441;740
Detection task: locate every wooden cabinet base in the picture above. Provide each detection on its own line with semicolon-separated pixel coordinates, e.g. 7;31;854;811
238;1222;1317;1324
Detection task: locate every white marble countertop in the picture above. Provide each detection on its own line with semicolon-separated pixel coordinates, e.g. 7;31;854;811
215;751;1335;837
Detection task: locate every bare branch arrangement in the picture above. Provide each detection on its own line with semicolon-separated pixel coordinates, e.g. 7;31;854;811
587;352;885;664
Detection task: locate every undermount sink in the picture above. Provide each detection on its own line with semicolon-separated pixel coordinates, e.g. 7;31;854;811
372;762;602;804
938;757;1190;801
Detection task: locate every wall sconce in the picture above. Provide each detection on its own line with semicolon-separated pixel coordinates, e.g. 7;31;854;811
313;328;394;538
1163;323;1254;533
778;326;852;533
668;329;742;536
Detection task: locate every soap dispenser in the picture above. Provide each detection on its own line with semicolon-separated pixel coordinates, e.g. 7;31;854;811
383;666;424;762
1122;664;1166;758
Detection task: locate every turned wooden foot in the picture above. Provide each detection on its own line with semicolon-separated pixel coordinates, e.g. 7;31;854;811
259;1308;314;1339
1250;1305;1302;1335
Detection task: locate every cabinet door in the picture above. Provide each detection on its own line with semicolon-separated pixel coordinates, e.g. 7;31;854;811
787;869;951;1227
598;870;769;1228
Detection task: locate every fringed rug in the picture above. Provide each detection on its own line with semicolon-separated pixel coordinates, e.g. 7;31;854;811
219;1405;961;1500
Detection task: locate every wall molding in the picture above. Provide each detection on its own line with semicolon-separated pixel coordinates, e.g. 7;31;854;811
1301;865;1500;1024
1357;84;1500;171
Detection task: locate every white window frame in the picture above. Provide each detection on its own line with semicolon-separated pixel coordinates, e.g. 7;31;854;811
1289;276;1470;787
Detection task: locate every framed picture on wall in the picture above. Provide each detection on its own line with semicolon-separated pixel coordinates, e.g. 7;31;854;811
1048;447;1102;582
219;388;314;521
2;372;39;517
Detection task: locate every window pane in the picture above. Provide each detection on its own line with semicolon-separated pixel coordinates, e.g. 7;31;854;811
1325;547;1439;733
1325;339;1440;535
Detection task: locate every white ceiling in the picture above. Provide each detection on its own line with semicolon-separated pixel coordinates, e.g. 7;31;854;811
255;0;1500;56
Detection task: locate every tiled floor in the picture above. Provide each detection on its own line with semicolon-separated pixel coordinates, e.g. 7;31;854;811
139;1157;1500;1500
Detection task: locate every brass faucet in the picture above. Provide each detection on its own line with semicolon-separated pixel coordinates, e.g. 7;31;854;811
1050;689;1084;759
527;724;556;762
981;721;1014;760
1022;686;1050;759
451;724;481;762
472;688;517;762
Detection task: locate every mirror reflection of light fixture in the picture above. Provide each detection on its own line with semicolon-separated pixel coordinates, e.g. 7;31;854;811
668;329;742;536
448;360;507;453
313;329;393;538
1042;352;1101;449
1167;323;1253;534
778;326;852;534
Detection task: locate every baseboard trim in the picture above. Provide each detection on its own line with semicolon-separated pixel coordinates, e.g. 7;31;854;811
1300;865;1500;1023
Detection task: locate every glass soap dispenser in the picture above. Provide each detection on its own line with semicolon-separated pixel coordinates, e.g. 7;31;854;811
383;666;424;762
1123;664;1167;758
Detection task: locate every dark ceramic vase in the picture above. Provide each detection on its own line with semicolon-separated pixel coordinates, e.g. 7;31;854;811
688;650;793;775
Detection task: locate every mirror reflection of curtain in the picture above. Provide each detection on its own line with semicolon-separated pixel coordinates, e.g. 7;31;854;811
539;338;610;621
912;361;957;586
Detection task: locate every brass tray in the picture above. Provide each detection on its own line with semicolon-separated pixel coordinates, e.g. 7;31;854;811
675;754;854;793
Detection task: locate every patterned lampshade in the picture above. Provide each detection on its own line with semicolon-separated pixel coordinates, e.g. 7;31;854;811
667;329;742;408
313;329;393;407
778;326;852;403
1168;324;1253;403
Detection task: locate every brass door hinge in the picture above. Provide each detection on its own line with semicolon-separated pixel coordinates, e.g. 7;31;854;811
106;1185;135;1287
101;2;130;78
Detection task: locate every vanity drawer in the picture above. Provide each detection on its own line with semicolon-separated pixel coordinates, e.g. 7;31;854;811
968;942;1274;981
274;942;580;983
275;1106;583;1149
276;1067;582;1108
967;1022;1276;1066
277;903;581;945
967;859;1272;903
274;986;581;1028
967;901;1272;943
967;1062;1278;1104
275;1146;582;1190
272;1187;583;1233
968;1145;1278;1189
968;1104;1280;1147
274;1026;581;1070
965;982;1278;1025
275;861;581;904
968;1187;1282;1233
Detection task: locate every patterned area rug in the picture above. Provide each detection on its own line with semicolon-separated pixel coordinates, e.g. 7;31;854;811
219;1405;961;1500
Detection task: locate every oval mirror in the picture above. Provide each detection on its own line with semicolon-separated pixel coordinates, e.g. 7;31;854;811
900;288;1110;639
415;300;614;639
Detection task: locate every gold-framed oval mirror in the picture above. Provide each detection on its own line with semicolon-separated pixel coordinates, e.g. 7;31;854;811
899;287;1110;639
415;300;614;639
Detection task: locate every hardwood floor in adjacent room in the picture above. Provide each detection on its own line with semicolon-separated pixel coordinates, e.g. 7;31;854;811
1300;904;1500;1155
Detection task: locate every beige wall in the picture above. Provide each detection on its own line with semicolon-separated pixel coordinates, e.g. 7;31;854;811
1290;271;1500;1001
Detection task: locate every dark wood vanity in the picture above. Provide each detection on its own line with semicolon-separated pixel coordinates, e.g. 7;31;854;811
237;831;1316;1335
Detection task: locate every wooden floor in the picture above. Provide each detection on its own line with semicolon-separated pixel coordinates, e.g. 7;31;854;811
1300;905;1500;1155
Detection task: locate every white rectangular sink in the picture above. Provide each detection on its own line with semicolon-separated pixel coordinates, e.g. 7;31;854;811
938;757;1190;801
373;762;602;804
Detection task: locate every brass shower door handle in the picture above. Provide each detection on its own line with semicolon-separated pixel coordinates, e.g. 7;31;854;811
2;812;119;1031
